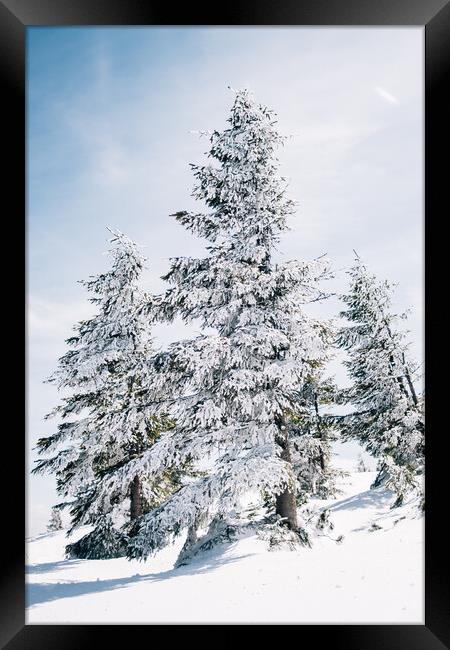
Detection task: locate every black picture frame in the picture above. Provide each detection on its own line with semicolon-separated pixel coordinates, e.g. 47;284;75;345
4;0;448;645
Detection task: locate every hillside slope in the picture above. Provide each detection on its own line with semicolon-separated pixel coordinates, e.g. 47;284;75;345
26;471;423;624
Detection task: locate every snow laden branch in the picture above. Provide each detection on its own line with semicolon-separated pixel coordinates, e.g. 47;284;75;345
128;447;291;559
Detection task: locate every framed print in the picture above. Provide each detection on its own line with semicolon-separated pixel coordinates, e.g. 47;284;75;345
2;0;448;645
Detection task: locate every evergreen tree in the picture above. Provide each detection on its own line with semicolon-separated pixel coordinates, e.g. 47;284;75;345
65;514;128;559
119;89;332;563
290;369;342;502
356;452;368;473
336;256;424;506
33;229;176;557
47;506;63;532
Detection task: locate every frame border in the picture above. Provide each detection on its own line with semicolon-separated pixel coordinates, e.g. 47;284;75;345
3;0;448;645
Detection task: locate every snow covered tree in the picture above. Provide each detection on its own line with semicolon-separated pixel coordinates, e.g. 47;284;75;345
113;89;333;563
65;514;128;560
33;229;177;558
336;256;424;506
47;506;63;532
290;369;342;502
356;453;368;472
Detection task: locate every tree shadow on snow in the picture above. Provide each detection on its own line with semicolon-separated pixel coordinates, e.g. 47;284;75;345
26;559;85;575
26;549;254;608
329;487;393;514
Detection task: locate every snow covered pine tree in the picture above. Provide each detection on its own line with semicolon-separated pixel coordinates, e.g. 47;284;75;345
356;453;368;473
47;506;63;532
33;230;177;558
336;256;424;507
289;365;342;503
123;89;332;563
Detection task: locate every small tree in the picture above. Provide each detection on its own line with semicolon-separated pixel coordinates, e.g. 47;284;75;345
65;514;128;560
290;370;342;502
336;256;424;506
356;453;368;473
47;506;63;532
34;230;177;558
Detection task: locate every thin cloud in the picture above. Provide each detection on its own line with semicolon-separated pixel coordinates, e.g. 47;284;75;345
375;86;399;105
28;296;95;342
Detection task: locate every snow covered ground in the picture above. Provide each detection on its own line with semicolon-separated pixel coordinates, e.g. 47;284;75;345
26;471;424;624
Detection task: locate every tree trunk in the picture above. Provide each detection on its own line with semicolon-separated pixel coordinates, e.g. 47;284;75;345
275;422;299;531
372;461;389;488
314;393;326;472
388;351;410;401
185;522;198;548
402;353;419;406
383;317;419;407
130;475;143;520
175;518;199;567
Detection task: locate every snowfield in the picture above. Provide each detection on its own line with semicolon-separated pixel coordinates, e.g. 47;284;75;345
26;471;423;624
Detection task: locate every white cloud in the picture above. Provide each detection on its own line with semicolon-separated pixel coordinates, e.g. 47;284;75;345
375;86;399;105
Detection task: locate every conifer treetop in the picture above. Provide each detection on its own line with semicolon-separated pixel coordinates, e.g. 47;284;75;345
171;88;295;252
48;228;149;394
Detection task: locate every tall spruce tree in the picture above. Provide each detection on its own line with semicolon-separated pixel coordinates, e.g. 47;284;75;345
33;230;176;558
336;256;424;506
113;89;332;563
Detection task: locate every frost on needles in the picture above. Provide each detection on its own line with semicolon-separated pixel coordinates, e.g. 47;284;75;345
125;89;334;562
336;256;424;507
33;230;182;559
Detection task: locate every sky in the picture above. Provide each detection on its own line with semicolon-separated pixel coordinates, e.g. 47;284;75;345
27;27;424;537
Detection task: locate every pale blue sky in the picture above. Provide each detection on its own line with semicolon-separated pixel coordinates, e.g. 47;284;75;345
27;27;424;536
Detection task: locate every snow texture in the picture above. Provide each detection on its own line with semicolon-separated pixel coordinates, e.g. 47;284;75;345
26;471;424;624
